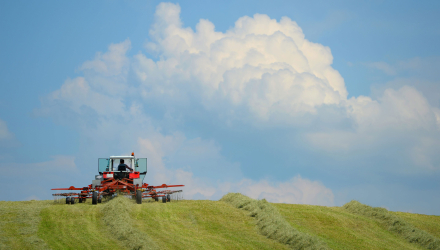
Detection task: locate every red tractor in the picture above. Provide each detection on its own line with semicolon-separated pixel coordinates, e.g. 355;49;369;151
52;153;184;204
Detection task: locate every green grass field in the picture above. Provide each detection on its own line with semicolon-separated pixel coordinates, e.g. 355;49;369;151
0;196;439;250
275;204;427;250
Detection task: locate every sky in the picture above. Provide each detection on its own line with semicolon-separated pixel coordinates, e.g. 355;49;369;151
1;0;440;215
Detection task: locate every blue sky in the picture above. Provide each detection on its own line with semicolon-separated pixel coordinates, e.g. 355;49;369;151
1;0;440;215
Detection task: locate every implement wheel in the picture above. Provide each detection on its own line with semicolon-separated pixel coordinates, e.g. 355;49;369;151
92;192;98;205
79;198;83;203
66;197;70;204
162;196;167;203
136;190;142;204
70;198;75;205
167;194;171;202
98;197;102;203
154;197;158;202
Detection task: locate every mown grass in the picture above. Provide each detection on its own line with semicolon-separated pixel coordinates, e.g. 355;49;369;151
101;196;158;250
132;199;289;250
1;197;440;250
393;211;440;239
0;200;51;250
221;193;329;250
343;200;440;249
38;199;123;250
274;203;427;250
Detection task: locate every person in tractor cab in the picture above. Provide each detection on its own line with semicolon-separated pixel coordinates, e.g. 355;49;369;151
116;159;133;179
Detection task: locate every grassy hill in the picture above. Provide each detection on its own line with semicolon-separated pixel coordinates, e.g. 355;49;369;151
0;195;439;250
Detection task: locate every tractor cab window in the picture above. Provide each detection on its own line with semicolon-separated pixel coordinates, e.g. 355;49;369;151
111;158;132;171
136;158;147;180
98;158;109;174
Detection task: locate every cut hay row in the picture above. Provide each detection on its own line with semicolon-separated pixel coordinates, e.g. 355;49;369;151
220;193;330;250
0;200;51;250
101;196;158;250
343;200;440;250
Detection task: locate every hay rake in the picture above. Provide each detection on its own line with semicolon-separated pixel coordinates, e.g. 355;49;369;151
51;153;184;205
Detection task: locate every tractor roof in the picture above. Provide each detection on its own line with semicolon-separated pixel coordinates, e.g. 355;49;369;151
109;156;135;159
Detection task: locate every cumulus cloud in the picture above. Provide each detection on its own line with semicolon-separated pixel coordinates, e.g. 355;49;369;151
132;3;440;173
136;131;242;183
80;39;131;76
44;77;126;117
230;176;334;205
134;3;347;122
307;86;440;172
178;173;335;206
349;86;440;132
136;133;334;205
80;39;132;96
34;2;440;208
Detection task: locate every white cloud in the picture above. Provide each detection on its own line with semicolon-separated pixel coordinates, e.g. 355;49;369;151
34;2;440;206
232;176;334;205
136;131;243;184
348;86;439;132
42;77;126;117
134;3;348;123
134;3;440;172
80;39;131;97
80;39;131;76
307;86;440;172
136;132;334;206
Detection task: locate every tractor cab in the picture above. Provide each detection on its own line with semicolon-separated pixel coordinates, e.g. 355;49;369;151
94;154;147;187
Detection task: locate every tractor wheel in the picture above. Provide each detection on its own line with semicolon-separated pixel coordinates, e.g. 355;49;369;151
167;194;171;202
92;192;98;205
79;198;83;203
66;197;70;204
136;190;142;204
162;196;167;203
70;198;75;205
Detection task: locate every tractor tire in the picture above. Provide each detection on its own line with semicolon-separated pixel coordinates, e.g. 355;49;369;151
79;198;83;203
167;194;171;202
162;196;167;203
92;192;98;205
136;190;142;204
70;198;75;205
66;197;70;204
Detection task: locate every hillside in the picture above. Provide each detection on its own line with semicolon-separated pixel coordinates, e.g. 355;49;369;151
0;195;438;250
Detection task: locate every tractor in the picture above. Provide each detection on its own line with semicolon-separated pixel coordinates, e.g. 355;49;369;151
52;152;183;204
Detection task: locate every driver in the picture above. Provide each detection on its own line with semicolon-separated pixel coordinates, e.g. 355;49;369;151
117;159;133;179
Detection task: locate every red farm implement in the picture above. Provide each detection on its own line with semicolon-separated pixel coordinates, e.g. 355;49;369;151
52;153;184;204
